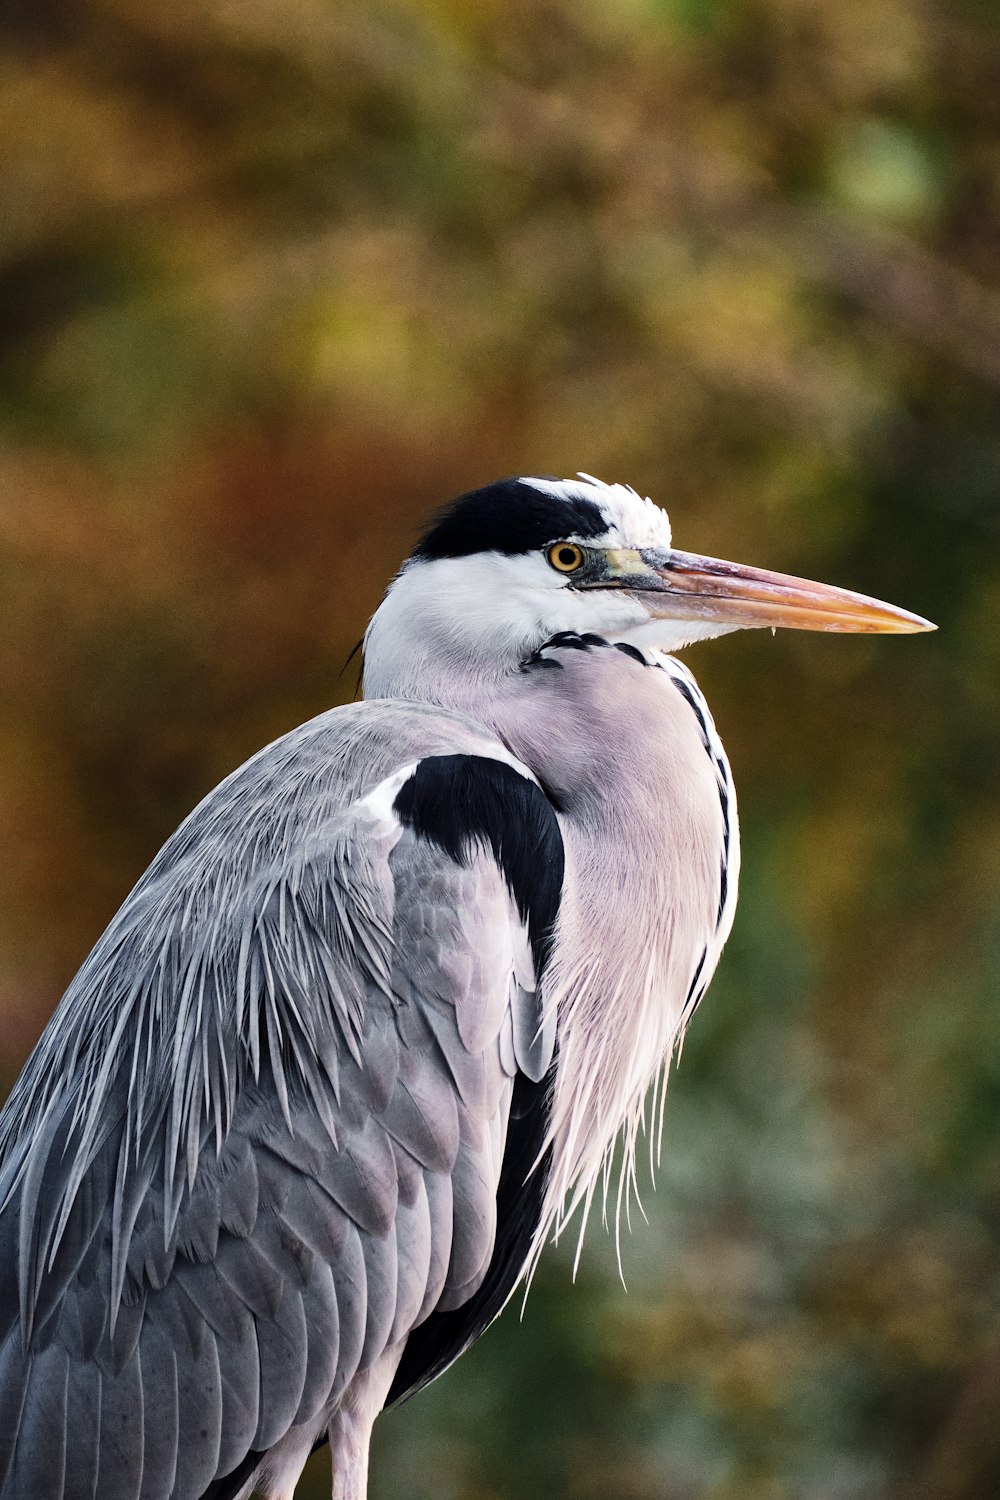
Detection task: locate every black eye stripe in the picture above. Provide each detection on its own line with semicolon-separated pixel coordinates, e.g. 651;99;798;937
413;479;608;560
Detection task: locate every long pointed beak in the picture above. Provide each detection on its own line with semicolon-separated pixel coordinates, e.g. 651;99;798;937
614;548;936;634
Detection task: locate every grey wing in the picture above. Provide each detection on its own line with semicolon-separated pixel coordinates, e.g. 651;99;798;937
0;734;562;1500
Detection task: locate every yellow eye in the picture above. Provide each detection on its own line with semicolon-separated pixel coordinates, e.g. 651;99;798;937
547;542;585;574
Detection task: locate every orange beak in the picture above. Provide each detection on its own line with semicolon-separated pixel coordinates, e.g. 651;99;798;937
616;548;936;634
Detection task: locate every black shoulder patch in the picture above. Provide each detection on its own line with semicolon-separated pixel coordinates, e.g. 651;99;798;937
413;478;609;561
386;753;563;1406
392;754;564;975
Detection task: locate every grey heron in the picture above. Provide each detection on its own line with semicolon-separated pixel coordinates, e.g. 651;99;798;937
0;475;933;1500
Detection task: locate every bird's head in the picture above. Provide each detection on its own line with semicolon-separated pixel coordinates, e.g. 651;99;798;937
363;474;934;703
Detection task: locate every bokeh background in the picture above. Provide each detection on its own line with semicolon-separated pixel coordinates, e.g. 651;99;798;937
1;0;999;1496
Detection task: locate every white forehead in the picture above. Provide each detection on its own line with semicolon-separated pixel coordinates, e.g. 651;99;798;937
520;473;673;550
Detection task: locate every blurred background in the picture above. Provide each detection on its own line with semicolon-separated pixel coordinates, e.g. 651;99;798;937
1;0;998;1495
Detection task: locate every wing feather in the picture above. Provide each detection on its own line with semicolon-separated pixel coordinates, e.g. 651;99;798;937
295;1259;340;1425
168;1324;222;1497
326;1219;366;1405
389;1177;433;1345
215;1316;261;1479
64;1356;101;1500
137;1320;179;1500
360;1223;398;1368
251;1282;308;1450
12;1343;68;1497
435;1138;497;1309
276;1176;349;1265
95;1348;145;1500
416;1168;454;1326
213;1235;283;1324
379;1058;461;1175
173;1262;248;1344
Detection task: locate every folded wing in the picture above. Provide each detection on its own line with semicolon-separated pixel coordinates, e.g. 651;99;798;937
0;708;563;1500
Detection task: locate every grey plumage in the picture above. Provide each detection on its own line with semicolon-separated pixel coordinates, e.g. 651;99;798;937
0;475;932;1498
0;702;556;1499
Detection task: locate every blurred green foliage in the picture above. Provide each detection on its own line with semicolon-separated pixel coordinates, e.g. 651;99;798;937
1;0;998;1496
